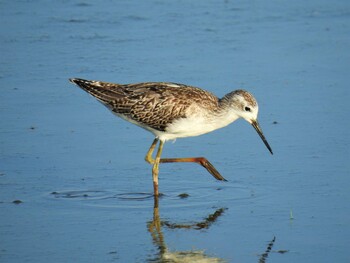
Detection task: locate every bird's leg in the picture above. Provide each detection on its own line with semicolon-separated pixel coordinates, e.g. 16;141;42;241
145;138;159;164
145;138;161;195
144;138;227;182
152;140;164;196
159;157;227;181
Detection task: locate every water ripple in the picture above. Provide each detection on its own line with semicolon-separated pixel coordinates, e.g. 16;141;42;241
49;183;257;209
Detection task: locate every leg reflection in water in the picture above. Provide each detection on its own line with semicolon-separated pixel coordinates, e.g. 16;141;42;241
147;196;227;262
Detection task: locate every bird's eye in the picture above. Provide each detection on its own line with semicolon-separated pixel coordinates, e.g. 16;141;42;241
245;106;251;112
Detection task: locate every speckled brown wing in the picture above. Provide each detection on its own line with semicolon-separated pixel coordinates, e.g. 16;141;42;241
70;78;219;132
115;83;220;131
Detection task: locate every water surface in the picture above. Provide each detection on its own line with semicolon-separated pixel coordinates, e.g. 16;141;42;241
1;0;349;262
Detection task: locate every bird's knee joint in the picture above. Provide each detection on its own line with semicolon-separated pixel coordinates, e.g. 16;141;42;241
145;155;155;164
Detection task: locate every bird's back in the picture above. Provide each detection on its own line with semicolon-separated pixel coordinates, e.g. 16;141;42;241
69;78;219;132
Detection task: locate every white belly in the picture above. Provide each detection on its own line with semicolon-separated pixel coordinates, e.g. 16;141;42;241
156;113;240;141
110;105;240;142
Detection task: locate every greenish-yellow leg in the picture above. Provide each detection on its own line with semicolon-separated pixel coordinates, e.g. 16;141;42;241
151;139;164;196
145;138;227;195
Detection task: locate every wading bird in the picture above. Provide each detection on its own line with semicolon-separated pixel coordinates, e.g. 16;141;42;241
70;78;273;196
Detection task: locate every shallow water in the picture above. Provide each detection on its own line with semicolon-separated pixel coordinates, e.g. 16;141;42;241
1;0;349;262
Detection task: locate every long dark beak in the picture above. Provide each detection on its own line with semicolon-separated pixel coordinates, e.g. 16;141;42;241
251;120;273;155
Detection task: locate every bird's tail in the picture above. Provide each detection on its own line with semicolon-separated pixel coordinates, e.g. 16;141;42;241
69;78;121;104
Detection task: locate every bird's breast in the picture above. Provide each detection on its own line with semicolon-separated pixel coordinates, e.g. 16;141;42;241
159;111;240;141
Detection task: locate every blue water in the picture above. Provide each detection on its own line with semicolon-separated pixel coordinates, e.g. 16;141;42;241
1;0;349;262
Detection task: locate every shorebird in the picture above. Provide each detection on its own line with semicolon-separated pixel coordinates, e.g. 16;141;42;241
69;78;273;196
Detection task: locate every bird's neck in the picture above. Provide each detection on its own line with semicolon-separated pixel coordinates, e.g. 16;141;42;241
202;97;241;130
217;104;240;127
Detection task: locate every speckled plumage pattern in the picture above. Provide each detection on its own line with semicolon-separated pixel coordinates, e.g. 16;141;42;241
69;78;220;132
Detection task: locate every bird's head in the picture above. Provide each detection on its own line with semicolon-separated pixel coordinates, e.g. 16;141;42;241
228;90;273;155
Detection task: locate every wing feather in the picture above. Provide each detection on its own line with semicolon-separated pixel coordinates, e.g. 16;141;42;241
70;79;219;131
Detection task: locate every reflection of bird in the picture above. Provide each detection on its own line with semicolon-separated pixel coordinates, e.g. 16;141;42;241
147;202;227;262
70;78;273;196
